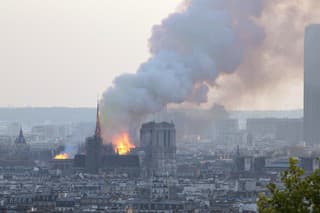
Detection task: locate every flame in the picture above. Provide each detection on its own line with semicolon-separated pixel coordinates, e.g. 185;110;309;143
112;132;135;155
54;153;69;160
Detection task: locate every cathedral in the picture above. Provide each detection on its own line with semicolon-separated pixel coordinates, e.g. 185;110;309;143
14;128;30;161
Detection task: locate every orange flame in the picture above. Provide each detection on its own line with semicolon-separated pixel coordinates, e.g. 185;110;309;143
54;153;69;160
112;132;135;155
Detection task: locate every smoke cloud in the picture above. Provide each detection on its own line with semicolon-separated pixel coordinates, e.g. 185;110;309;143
212;0;320;110
101;0;265;140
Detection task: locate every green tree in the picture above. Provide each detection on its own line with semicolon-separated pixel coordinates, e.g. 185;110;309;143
258;158;320;213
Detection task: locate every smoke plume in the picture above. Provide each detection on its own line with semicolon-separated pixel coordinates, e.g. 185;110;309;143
212;0;320;110
101;0;265;140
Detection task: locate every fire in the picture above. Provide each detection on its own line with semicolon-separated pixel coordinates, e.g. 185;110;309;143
112;132;135;155
54;153;69;160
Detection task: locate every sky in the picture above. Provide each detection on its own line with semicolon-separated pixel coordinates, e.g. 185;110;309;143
1;0;318;110
0;0;180;107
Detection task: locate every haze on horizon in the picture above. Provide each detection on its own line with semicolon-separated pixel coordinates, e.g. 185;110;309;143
1;0;319;110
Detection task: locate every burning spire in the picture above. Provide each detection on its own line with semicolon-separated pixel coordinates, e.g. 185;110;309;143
95;101;102;139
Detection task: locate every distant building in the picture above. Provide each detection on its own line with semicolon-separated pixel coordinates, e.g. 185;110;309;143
217;131;246;147
213;119;239;138
49;159;74;172
31;125;70;139
304;24;320;145
253;157;266;173
14;128;30;161
212;119;244;146
140;121;177;177
300;157;320;172
234;156;253;172
234;147;266;174
275;119;303;143
15;128;26;144
101;155;140;177
236;178;257;192
247;118;303;143
0;128;33;166
151;175;169;201
247;118;276;136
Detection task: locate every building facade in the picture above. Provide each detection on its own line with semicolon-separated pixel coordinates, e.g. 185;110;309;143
304;24;320;145
140;122;176;177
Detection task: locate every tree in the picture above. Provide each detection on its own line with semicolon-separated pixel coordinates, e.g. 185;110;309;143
258;158;320;213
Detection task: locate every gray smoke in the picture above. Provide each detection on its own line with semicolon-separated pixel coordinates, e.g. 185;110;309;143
101;0;265;140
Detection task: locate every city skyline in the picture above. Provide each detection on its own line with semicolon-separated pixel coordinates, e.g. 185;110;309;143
0;1;320;212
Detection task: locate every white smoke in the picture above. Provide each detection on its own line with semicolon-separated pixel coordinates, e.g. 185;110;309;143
213;0;320;110
101;0;265;140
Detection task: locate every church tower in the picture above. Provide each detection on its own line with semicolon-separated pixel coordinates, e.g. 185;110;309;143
14;128;30;160
15;128;27;144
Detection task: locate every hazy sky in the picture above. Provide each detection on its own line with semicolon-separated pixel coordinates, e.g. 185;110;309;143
0;0;180;107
